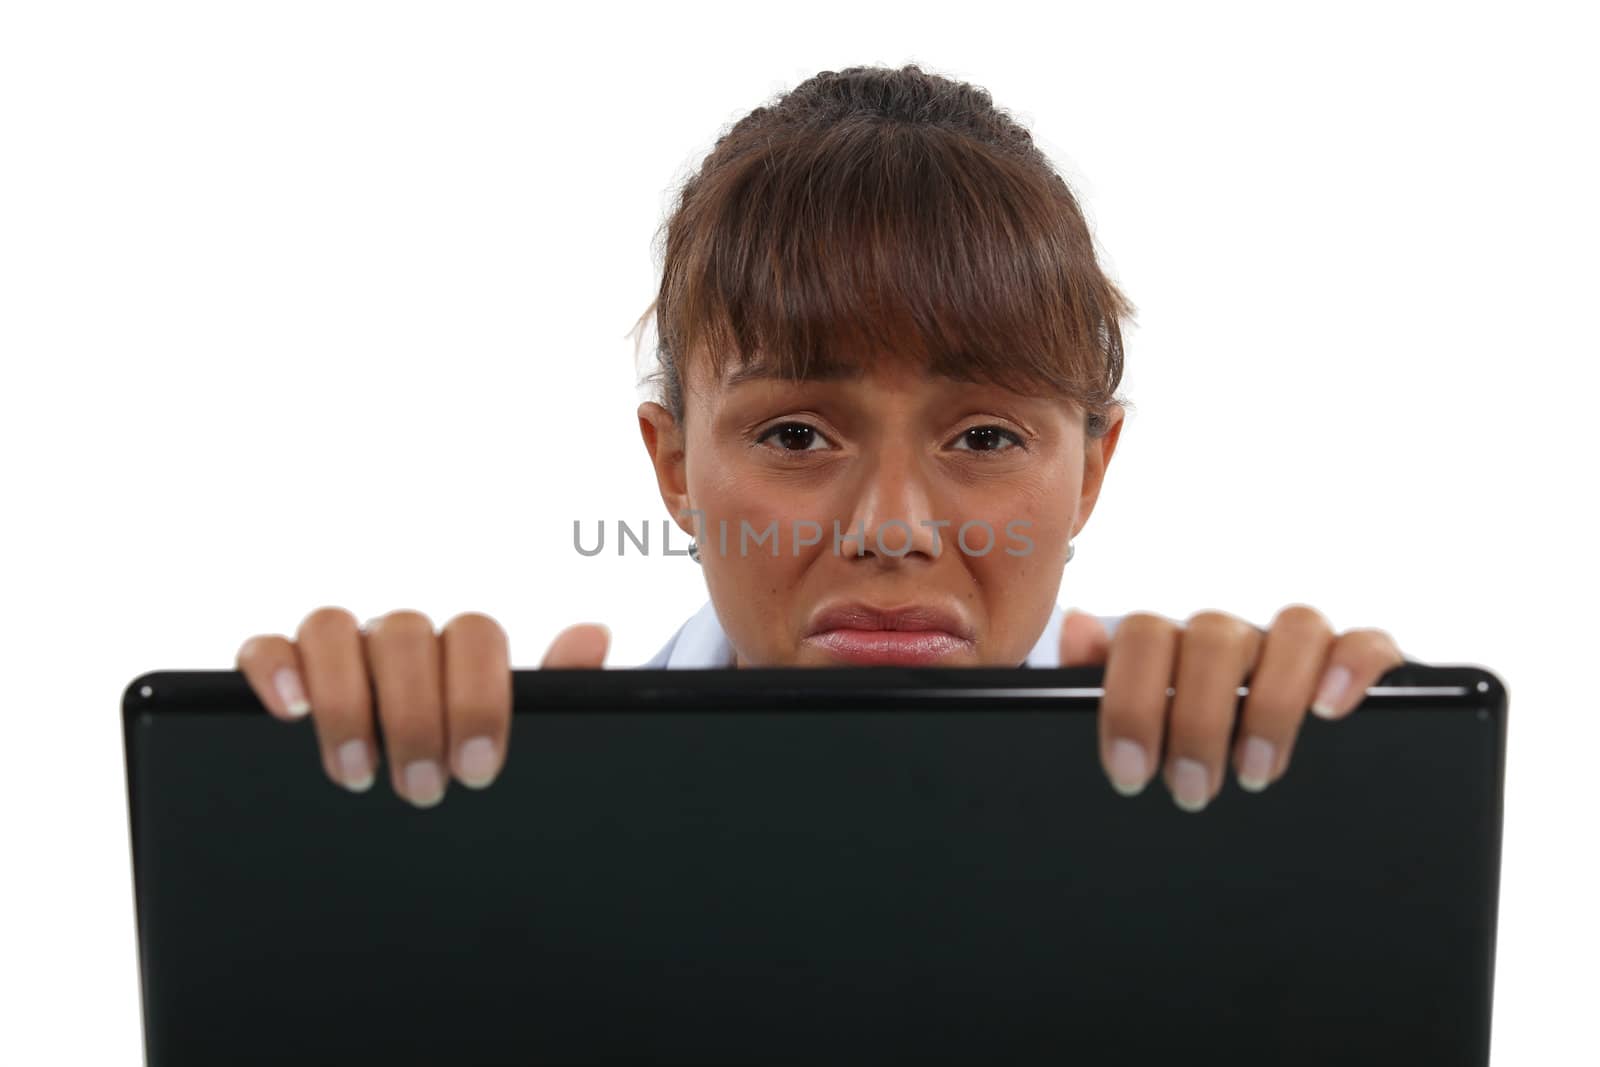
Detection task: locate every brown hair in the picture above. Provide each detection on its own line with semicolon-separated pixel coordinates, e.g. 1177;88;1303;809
632;63;1135;438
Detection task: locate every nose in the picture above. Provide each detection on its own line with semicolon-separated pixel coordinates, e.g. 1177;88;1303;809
835;444;946;563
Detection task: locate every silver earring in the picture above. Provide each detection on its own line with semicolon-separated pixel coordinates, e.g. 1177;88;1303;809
1066;540;1075;563
688;540;701;564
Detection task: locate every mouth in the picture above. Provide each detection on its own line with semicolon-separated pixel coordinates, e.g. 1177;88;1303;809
801;601;977;666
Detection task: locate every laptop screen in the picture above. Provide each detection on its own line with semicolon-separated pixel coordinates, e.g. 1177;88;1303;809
122;663;1505;1065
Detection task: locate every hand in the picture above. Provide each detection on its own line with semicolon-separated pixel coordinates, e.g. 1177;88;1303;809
1059;604;1405;812
235;608;611;807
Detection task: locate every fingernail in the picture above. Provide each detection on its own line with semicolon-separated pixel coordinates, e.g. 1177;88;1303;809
1237;736;1276;792
336;739;374;792
403;760;446;808
457;736;499;789
1106;738;1149;796
273;667;310;718
1171;758;1210;812
1311;664;1353;719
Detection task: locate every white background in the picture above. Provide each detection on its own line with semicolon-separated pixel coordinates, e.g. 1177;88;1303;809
2;1;1594;1061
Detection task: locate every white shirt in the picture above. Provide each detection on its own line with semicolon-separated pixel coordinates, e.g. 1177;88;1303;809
639;597;1124;668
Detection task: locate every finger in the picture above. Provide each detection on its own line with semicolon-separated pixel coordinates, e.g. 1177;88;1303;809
1097;612;1180;797
1231;604;1334;793
236;633;312;721
440;612;512;790
540;623;612;669
1164;610;1263;813
1309;627;1407;720
365;609;448;808
295;606;379;793
1059;609;1111;667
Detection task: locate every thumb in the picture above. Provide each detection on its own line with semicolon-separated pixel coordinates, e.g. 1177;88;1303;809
541;622;611;668
1058;609;1111;667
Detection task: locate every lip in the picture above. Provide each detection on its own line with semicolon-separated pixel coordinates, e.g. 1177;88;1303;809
802;600;977;665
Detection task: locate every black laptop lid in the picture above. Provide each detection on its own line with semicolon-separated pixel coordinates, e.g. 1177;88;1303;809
122;663;1506;1066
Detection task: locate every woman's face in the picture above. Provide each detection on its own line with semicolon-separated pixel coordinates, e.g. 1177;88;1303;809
639;354;1122;667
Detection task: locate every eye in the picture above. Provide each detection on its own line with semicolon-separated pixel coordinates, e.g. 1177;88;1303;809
950;425;1024;453
756;421;834;453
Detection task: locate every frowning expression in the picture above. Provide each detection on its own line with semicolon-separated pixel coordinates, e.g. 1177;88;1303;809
639;354;1121;666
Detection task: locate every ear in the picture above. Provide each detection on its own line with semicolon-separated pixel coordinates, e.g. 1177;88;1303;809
1072;404;1125;538
637;401;694;537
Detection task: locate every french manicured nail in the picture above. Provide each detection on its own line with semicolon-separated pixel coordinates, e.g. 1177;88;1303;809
273;667;310;718
1106;738;1149;796
1237;736;1276;792
336;739;374;792
403;760;446;808
457;736;499;789
1171;758;1210;812
1311;664;1353;719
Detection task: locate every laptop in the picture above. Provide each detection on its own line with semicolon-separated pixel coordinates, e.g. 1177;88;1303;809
121;661;1506;1065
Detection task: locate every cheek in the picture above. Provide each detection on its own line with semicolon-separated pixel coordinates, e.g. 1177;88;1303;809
955;471;1076;554
958;476;1077;630
690;470;810;564
691;476;811;660
962;503;1069;586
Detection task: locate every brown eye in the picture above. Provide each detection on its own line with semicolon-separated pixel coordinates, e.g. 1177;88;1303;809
953;426;1023;453
757;422;832;452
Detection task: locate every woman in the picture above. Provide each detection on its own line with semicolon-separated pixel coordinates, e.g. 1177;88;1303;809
234;64;1406;815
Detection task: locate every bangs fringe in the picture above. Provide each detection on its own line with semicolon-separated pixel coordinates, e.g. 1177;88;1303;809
635;66;1135;436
